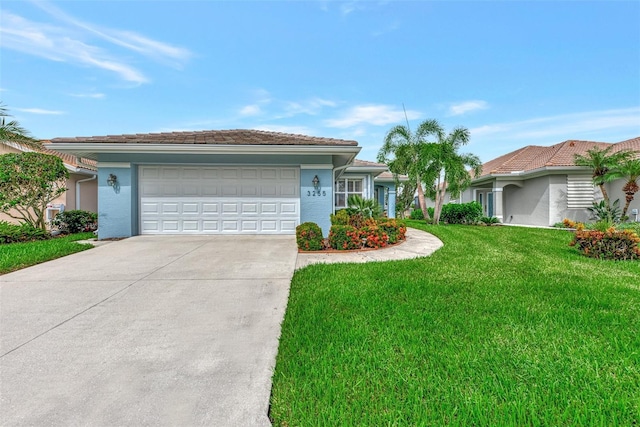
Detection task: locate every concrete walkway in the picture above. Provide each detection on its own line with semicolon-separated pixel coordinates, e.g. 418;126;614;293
0;228;442;427
0;235;297;427
296;227;443;269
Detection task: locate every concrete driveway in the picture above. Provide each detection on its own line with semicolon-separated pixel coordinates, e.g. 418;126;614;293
0;235;297;426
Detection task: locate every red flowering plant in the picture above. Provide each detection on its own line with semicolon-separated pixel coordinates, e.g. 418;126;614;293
377;219;406;244
329;225;362;250
296;222;324;251
361;225;389;248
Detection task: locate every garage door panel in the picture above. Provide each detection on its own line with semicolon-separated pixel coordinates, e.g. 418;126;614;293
140;166;299;234
242;185;259;196
261;169;277;179
182;168;200;179
281;203;298;215
202;203;219;214
280;184;297;197
222;203;239;214
222;185;238;196
280;168;298;180
162;168;180;180
182;203;199;214
281;220;297;232
201;185;218;196
203;220;219;231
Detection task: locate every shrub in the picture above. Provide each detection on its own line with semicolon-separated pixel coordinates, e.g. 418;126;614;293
562;218;578;228
296;222;324;251
617;222;640;235
409;209;424;220
588;199;622;223
361;226;389;249
330;209;350;226
50;210;98;234
479;216;500;225
347;195;382;219
440;201;483;224
377;219;407;244
329;225;362;250
0;221;50;244
569;225;640;260
427;207;434;219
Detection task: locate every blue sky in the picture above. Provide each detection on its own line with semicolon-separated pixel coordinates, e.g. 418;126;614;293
1;0;639;162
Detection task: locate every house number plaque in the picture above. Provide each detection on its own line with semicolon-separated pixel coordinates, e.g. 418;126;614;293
307;190;326;197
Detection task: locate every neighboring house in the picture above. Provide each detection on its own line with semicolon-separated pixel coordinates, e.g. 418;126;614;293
0;141;97;225
458;137;640;226
47;130;399;239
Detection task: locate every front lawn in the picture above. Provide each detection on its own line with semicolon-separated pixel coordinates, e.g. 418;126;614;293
0;232;95;274
270;222;640;425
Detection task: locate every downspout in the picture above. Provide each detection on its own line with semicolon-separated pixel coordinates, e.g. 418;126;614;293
332;153;358;214
76;174;97;210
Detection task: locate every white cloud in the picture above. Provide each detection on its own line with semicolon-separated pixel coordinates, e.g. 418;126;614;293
69;92;105;99
0;3;192;84
15;107;65;115
325;104;421;128
239;104;262;116
448;100;489;116
283;98;337;116
470;107;640;141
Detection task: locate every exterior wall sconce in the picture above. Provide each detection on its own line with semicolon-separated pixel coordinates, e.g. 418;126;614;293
312;175;320;190
107;173;118;187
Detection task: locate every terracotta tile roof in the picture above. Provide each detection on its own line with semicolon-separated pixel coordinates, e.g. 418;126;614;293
2;141;96;171
476;137;640;178
50;129;358;146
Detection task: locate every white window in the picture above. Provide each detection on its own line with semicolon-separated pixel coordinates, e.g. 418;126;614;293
335;178;363;208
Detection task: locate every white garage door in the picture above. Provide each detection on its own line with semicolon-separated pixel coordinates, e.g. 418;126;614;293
139;165;299;234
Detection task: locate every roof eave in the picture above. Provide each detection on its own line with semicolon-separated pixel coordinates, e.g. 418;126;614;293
45;143;361;166
472;165;593;183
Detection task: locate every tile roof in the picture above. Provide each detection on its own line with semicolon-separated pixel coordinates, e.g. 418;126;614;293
2;141;96;171
477;137;640;178
352;159;388;168
49;129;358;147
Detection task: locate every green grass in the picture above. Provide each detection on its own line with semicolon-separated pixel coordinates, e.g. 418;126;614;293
0;232;95;274
270;222;640;426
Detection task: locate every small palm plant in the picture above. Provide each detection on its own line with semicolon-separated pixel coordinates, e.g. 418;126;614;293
347;194;382;219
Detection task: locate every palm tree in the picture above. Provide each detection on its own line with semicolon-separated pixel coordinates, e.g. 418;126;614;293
0;103;41;150
378;119;444;219
605;157;640;220
421;124;482;224
574;146;632;208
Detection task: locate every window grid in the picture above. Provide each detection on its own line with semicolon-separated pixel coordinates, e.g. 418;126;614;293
335;178;364;208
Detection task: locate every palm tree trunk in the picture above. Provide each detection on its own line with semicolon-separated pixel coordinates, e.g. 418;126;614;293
622;192;634;219
416;176;428;220
599;184;610;208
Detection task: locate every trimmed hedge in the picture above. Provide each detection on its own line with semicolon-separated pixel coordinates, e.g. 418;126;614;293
409;209;424;220
440;201;482;224
329;225;362;250
296;222;325;251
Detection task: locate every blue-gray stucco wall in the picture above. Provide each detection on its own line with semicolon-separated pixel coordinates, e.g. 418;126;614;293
300;168;333;237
